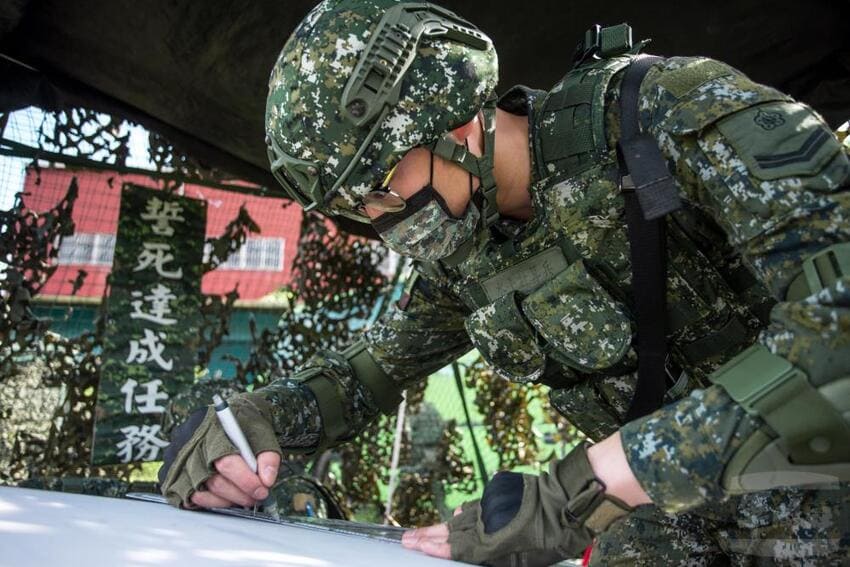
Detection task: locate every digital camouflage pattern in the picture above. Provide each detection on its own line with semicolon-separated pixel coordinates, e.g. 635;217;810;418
265;351;377;450
617;54;850;509
253;45;850;562
592;484;850;566
265;0;497;214
622;386;760;512
374;190;481;261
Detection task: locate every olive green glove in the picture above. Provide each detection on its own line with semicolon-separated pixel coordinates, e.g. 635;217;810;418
448;443;632;566
158;392;281;508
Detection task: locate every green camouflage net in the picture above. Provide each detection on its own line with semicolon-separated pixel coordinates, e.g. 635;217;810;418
390;412;477;526
34;107;227;184
464;356;540;470
0;180;77;376
147;130;226;184
203;205;260;273
0;105;259;483
0;175;136;482
197;291;240;369
0;361;63;482
537;387;586;462
229;211;389;382
332;383;477;527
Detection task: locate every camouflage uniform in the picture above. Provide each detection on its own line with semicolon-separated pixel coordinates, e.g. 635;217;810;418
594;485;850;565
258;44;850;562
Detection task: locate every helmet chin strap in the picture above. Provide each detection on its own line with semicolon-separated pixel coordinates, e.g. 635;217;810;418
429;96;499;223
428;96;499;267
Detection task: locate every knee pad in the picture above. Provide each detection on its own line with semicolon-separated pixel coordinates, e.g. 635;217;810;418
713;344;850;493
713;242;850;493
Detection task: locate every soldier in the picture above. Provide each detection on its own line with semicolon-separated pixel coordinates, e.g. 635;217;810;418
159;1;850;564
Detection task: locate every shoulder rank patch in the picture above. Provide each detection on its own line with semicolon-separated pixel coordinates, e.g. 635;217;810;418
716;101;843;181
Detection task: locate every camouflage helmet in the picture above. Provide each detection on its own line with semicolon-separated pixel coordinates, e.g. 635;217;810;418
265;0;498;223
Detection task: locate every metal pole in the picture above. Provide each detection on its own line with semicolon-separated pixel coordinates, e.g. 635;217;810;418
383;391;407;524
452;361;488;486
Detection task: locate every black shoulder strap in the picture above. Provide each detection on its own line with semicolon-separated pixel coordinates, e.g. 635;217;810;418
617;54;682;421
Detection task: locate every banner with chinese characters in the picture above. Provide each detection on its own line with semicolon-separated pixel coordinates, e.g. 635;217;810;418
92;184;206;465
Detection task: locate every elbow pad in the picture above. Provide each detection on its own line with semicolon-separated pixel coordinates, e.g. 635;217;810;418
295;339;403;450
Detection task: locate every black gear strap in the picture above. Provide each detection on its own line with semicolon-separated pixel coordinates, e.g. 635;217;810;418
617;54;682;421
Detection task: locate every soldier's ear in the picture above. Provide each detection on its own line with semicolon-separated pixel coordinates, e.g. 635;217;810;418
449;114;480;144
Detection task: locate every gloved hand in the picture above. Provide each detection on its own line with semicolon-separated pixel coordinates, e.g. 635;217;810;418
158;392;281;509
446;443;633;566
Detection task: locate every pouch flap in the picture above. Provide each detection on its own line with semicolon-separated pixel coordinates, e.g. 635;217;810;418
521;260;631;372
465;291;546;383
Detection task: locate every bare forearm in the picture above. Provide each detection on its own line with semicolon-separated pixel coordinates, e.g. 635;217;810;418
587;430;652;507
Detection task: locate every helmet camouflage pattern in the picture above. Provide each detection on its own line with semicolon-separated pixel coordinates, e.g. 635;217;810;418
265;0;498;222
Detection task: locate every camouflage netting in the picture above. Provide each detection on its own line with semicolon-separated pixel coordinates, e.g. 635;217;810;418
0;360;63;481
390;398;478;526
464;358;540;469
0;180;77;376
37;108;131;166
228;210;389;381
0;176;121;482
0;107;250;483
0;104;576;524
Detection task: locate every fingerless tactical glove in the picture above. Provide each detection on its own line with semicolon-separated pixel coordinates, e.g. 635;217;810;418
158;393;281;508
448;443;632;566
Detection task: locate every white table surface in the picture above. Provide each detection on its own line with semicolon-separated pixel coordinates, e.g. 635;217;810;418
0;486;464;567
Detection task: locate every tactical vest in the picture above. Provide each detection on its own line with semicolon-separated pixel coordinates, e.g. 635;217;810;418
415;29;775;440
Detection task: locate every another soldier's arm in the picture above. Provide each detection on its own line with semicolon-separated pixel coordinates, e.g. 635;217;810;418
618;57;850;513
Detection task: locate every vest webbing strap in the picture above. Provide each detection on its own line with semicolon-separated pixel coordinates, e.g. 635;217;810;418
785;242;850;301
301;341;403;448
429;100;499;268
617;54;682;421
